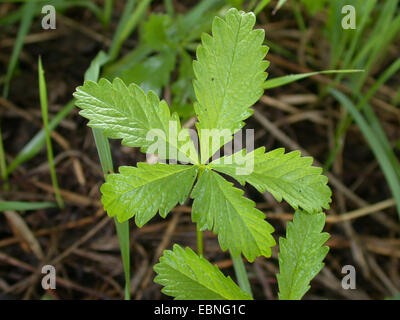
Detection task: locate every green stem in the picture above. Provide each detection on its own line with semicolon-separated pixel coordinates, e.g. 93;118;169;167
196;226;203;257
102;0;114;28
230;252;252;297
108;0;153;61
2;1;36;99
195;167;206;257
292;1;306;32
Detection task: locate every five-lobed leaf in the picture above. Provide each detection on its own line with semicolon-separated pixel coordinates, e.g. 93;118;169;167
193;8;269;163
101;163;198;226
210;147;332;213
73;78;198;164
191;168;275;262
277;210;330;300
154;244;252;300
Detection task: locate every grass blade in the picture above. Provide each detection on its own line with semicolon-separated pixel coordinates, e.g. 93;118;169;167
102;0;114;28
263;70;363;89
273;0;287;14
38;57;64;209
254;0;272;15
0;201;56;212
363;103;400;179
114;218;131;300
108;0;153;61
2;1;36;98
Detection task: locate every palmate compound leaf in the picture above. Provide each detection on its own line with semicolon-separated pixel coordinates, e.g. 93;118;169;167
73;78;198;164
191;168;275;262
100;163;198;226
154;244;252;300
277;210;330;300
193;8;269;163
209;147;332;213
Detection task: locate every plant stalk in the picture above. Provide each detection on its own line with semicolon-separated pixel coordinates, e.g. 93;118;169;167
196;226;203;257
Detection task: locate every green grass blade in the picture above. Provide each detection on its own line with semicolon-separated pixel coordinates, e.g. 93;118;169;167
334;0;376;81
358;59;400;108
163;0;174;16
330;89;400;218
114;217;131;300
273;0;288;13
292;0;306;32
264;40;297;60
92;128;114;174
108;0;136;61
56;0;104;22
363;103;400;179
263;70;363;89
102;0;114;27
328;0;353;69
351;1;400;93
0;5;25;26
0;201;56;212
6;50;108;175
38;57;64;209
2;1;36;98
254;0;272;15
108;0;153;61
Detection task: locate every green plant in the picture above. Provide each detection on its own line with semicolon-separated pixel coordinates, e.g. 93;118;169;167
74;8;332;300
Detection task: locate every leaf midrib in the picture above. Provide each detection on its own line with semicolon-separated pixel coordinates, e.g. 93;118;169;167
213;14;243;130
213;171;262;254
120;165;196;196
165;263;234;300
285;218;314;300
